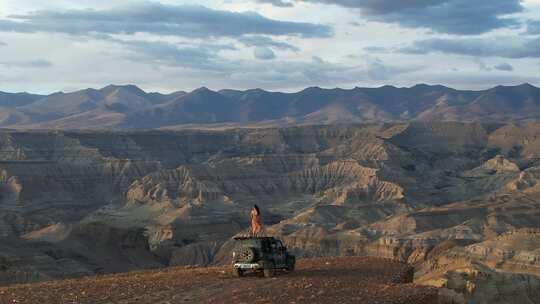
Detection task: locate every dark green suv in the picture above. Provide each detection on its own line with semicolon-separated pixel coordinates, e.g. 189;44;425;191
232;236;296;277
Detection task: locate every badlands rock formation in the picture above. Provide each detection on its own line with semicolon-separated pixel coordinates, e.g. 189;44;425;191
2;122;540;302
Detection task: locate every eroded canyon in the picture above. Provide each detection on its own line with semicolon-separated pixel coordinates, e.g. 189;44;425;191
2;122;540;303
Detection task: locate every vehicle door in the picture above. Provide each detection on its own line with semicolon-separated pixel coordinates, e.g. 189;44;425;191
274;240;286;267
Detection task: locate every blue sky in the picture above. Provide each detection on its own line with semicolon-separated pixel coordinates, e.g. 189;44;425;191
1;0;540;93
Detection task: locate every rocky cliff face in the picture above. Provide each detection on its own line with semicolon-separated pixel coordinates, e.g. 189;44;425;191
2;123;540;303
414;230;540;303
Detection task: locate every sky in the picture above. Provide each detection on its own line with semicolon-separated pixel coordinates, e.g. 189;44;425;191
0;0;540;94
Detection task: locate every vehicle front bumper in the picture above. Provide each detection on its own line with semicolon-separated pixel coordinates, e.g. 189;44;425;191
233;262;263;270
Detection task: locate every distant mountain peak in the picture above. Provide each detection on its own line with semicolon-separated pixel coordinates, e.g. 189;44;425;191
100;84;146;96
517;83;537;89
493;83;538;90
192;86;213;93
246;88;267;93
300;86;324;94
411;83;445;89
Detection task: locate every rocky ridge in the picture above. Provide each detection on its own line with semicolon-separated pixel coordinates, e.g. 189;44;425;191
1;83;540;129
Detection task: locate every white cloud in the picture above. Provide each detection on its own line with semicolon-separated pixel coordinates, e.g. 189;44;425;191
253;47;276;60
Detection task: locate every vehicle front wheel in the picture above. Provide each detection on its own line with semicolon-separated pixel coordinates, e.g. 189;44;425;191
233;268;244;277
263;264;275;278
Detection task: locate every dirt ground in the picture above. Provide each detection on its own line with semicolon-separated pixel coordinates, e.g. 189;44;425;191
0;257;438;304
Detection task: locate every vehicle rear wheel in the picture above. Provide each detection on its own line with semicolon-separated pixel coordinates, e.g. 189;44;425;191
263;264;275;278
238;247;257;263
233;268;244;277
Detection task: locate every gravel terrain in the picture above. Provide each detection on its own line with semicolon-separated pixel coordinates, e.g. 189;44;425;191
0;257;437;304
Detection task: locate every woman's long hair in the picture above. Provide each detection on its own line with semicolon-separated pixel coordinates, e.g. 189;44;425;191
253;204;260;216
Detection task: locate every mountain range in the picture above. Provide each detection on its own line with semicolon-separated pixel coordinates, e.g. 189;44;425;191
1;83;540;129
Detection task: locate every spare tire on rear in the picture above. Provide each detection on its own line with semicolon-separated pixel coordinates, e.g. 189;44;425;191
237;247;257;263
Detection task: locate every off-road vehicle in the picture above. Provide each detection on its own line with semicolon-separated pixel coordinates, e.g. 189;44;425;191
231;236;295;277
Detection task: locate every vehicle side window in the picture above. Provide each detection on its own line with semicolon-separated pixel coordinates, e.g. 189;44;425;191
263;240;271;252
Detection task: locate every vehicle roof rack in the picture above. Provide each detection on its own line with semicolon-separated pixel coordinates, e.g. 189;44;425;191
233;236;275;240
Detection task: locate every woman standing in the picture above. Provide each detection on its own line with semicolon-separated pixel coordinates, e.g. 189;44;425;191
250;204;263;236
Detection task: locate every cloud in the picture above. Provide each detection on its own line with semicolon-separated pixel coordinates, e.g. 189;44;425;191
348;21;364;27
366;59;393;80
0;2;332;38
528;20;540;35
112;39;232;71
363;46;388;53
401;36;540;58
237;35;299;51
255;0;294;7
364;57;420;81
105;37;416;89
312;56;324;64
226;58;352;88
115;38;280;72
475;58;492;71
473;60;513;72
291;0;524;35
253;47;276;60
298;0;446;11
0;59;52;68
494;62;514;71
